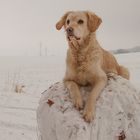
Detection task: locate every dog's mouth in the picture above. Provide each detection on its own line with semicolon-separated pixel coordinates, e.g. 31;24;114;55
67;35;80;41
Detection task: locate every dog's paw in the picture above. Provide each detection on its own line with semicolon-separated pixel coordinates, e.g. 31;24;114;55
73;95;83;110
83;107;94;122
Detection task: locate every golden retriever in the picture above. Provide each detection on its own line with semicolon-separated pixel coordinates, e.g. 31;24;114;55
56;11;130;122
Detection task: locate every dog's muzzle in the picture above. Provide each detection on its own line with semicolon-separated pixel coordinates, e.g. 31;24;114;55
66;27;74;36
66;27;80;41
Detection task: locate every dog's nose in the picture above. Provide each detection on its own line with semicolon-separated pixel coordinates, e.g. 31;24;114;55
66;27;73;35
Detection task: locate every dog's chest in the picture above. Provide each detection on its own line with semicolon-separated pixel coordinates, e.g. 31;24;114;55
74;55;91;85
76;71;89;85
66;48;97;85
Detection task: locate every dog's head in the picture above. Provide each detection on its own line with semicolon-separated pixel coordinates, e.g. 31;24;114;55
56;11;102;44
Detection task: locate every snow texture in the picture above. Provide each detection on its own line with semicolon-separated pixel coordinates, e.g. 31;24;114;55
37;75;140;140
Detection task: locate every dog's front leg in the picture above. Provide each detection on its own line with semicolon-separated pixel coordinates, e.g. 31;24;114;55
64;80;83;110
83;74;107;122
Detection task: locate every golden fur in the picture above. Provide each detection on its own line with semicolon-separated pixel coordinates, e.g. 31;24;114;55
56;11;130;122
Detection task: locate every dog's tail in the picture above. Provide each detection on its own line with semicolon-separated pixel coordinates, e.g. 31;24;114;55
118;65;130;80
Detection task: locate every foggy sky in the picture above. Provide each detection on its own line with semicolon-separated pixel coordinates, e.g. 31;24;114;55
0;0;140;56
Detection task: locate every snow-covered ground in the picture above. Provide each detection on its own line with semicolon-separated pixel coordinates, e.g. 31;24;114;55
0;52;139;140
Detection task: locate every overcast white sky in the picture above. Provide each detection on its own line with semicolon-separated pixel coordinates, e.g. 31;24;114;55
0;0;140;56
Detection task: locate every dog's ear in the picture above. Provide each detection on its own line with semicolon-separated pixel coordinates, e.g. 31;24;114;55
56;12;72;30
86;11;102;32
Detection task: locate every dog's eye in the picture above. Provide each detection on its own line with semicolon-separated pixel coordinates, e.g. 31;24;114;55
67;19;70;25
78;19;84;24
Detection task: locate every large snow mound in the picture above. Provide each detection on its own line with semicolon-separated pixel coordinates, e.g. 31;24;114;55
37;75;140;140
